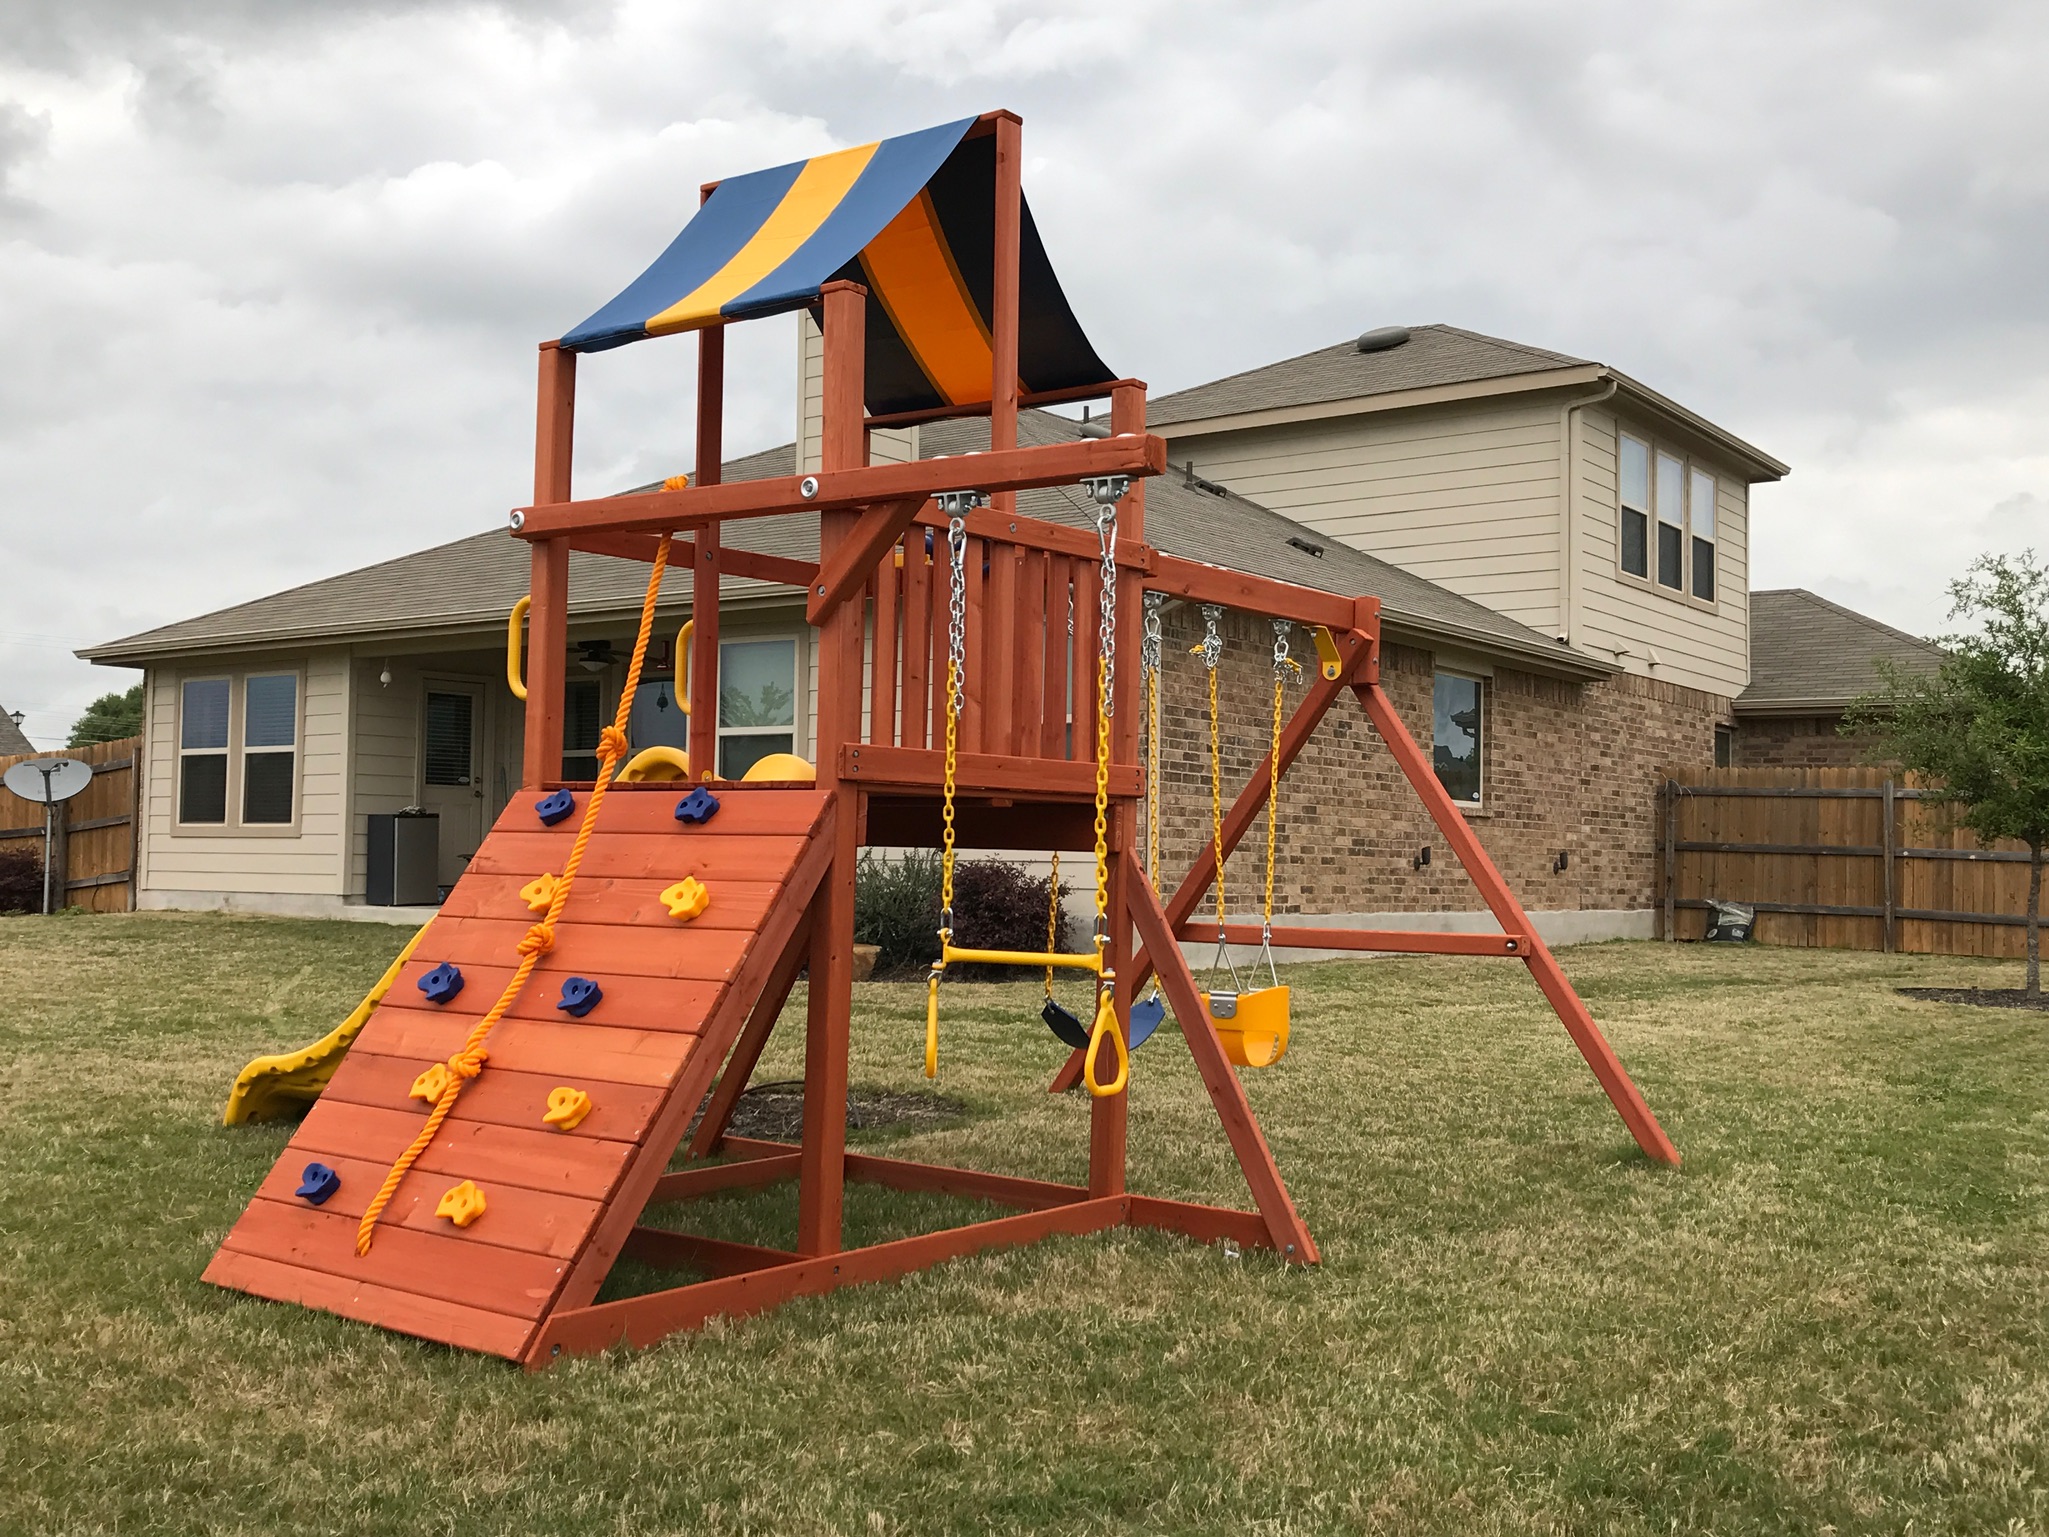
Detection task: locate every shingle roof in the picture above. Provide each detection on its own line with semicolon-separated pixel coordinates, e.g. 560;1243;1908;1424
83;412;1608;680
1737;589;1945;712
1146;324;1592;427
0;708;34;756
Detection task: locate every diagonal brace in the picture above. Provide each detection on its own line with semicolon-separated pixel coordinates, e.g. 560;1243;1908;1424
807;498;930;625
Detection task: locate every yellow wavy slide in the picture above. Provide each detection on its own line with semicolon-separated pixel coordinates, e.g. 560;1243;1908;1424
221;923;431;1126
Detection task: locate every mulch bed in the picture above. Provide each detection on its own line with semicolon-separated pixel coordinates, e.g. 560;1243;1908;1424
1897;987;2049;1012
706;1080;970;1142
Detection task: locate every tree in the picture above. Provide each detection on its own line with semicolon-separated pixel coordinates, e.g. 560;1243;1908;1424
68;682;143;748
1844;552;2049;997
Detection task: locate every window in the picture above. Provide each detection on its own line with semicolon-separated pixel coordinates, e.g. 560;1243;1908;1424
1619;435;1650;579
1618;430;1718;606
1690;468;1717;601
718;638;798;779
1714;724;1734;768
178;678;230;824
562;678;603;781
241;674;297;823
176;671;299;829
1655;450;1685;589
1432;672;1483;806
423;691;474;787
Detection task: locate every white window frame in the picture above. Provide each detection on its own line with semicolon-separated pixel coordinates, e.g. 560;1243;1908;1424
1617;428;1719;611
171;667;305;836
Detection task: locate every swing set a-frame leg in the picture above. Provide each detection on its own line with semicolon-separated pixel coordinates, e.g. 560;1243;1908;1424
1351;679;1680;1167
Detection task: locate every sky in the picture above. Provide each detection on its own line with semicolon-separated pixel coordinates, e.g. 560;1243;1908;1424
2;0;2044;748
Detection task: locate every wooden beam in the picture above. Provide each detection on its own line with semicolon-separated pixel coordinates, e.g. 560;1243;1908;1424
1353;680;1682;1168
1145;552;1367;633
838;743;1141;799
864;377;1151;431
566;530;818;590
622;1227;798;1278
527;1197;1131;1366
1182;922;1530;956
512;434;1167;539
521;537;569;788
1128;881;1318;1264
650;1153;802;1202
805;497;928;625
691;323;723;781
842;1152;1091;1211
688;907;813;1157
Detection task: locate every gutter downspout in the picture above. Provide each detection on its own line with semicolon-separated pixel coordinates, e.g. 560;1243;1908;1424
1557;376;1619;648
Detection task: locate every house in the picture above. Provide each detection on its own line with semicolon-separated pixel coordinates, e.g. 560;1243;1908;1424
1730;588;1945;766
80;323;1785;939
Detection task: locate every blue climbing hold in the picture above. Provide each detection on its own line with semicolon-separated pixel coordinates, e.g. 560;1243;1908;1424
556;976;603;1018
1128;993;1167;1051
674;786;720;825
296;1162;341;1205
535;788;575;826
418;962;464;1004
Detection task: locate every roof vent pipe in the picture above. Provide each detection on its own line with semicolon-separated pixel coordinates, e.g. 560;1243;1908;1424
1077;404;1111;439
1356;326;1411;353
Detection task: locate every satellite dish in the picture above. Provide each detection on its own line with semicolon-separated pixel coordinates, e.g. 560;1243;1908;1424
4;757;94;805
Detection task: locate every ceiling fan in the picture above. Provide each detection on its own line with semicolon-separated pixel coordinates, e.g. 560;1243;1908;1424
576;639;623;673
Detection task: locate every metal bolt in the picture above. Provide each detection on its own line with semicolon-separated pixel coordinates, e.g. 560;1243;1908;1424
509;511;526;530
799;476;820;498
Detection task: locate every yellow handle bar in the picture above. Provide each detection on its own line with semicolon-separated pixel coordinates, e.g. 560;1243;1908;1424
506;595;530;700
924;968;941;1079
676;619;693;716
942;946;1103;972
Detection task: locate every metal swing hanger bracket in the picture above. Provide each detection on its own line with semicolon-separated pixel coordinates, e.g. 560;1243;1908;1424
934;489;987;517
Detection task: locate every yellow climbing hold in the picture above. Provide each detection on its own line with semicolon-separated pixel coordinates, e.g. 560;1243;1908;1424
542;1086;593;1131
436;1180;487;1228
519;871;562;914
660;876;710;921
409;1063;452;1104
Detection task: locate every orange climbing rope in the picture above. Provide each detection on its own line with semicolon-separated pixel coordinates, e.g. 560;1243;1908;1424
354;535;673;1255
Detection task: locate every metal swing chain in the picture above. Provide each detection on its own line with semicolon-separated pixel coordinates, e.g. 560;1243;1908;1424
1194;603;1226;935
939;508;969;941
1086;478;1125;950
1261;619;1302;988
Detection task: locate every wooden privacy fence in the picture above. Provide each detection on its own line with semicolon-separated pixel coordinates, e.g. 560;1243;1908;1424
0;735;140;913
1658;765;2039;956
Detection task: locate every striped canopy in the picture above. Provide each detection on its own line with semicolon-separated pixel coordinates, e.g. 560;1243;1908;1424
561;116;1115;417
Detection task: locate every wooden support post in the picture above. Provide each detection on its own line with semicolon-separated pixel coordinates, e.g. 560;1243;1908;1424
1129;881;1317;1262
1882;777;1897;954
1663;779;1678;942
521;342;576;788
1353;680;1682;1168
45;797;69;914
798;279;868;1258
690;325;724;781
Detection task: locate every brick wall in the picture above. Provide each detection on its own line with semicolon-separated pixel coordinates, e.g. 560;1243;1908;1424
1731;713;1885;767
1146;605;1729;916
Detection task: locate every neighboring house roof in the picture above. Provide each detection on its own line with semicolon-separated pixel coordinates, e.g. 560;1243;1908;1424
1737;589;1945;714
82;411;1612;682
1148;323;1789;482
0;708;34;755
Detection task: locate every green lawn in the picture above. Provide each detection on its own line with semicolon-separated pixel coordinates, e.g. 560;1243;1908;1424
2;913;2045;1535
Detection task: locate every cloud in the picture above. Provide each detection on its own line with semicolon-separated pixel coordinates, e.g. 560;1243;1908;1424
1;0;2046;745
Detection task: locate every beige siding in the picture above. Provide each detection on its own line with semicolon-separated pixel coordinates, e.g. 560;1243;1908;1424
1168;399;1566;635
796;313;918;470
1572;407;1748;696
347;656;422;897
140;648;350;899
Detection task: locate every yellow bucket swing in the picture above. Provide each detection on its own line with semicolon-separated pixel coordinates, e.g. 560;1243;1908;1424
1193;607;1301;1069
925;479;1132;1098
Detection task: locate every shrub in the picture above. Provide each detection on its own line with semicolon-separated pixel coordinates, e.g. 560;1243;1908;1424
0;848;43;914
853;852;1069;978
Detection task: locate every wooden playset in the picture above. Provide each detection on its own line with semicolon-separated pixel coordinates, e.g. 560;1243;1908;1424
205;111;1680;1369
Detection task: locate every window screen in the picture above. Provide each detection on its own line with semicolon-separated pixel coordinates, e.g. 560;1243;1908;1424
178;678;230;824
562;679;603;781
1432;672;1483;806
243;674;296;747
1655;451;1685;589
424;692;474;786
242;752;295;823
1690;469;1717;601
1619;435;1650;579
717;638;798;779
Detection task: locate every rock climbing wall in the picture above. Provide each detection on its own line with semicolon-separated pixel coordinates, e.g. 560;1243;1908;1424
203;784;832;1359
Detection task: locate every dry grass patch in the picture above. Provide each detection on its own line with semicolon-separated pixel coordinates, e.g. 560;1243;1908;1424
1;913;2045;1534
